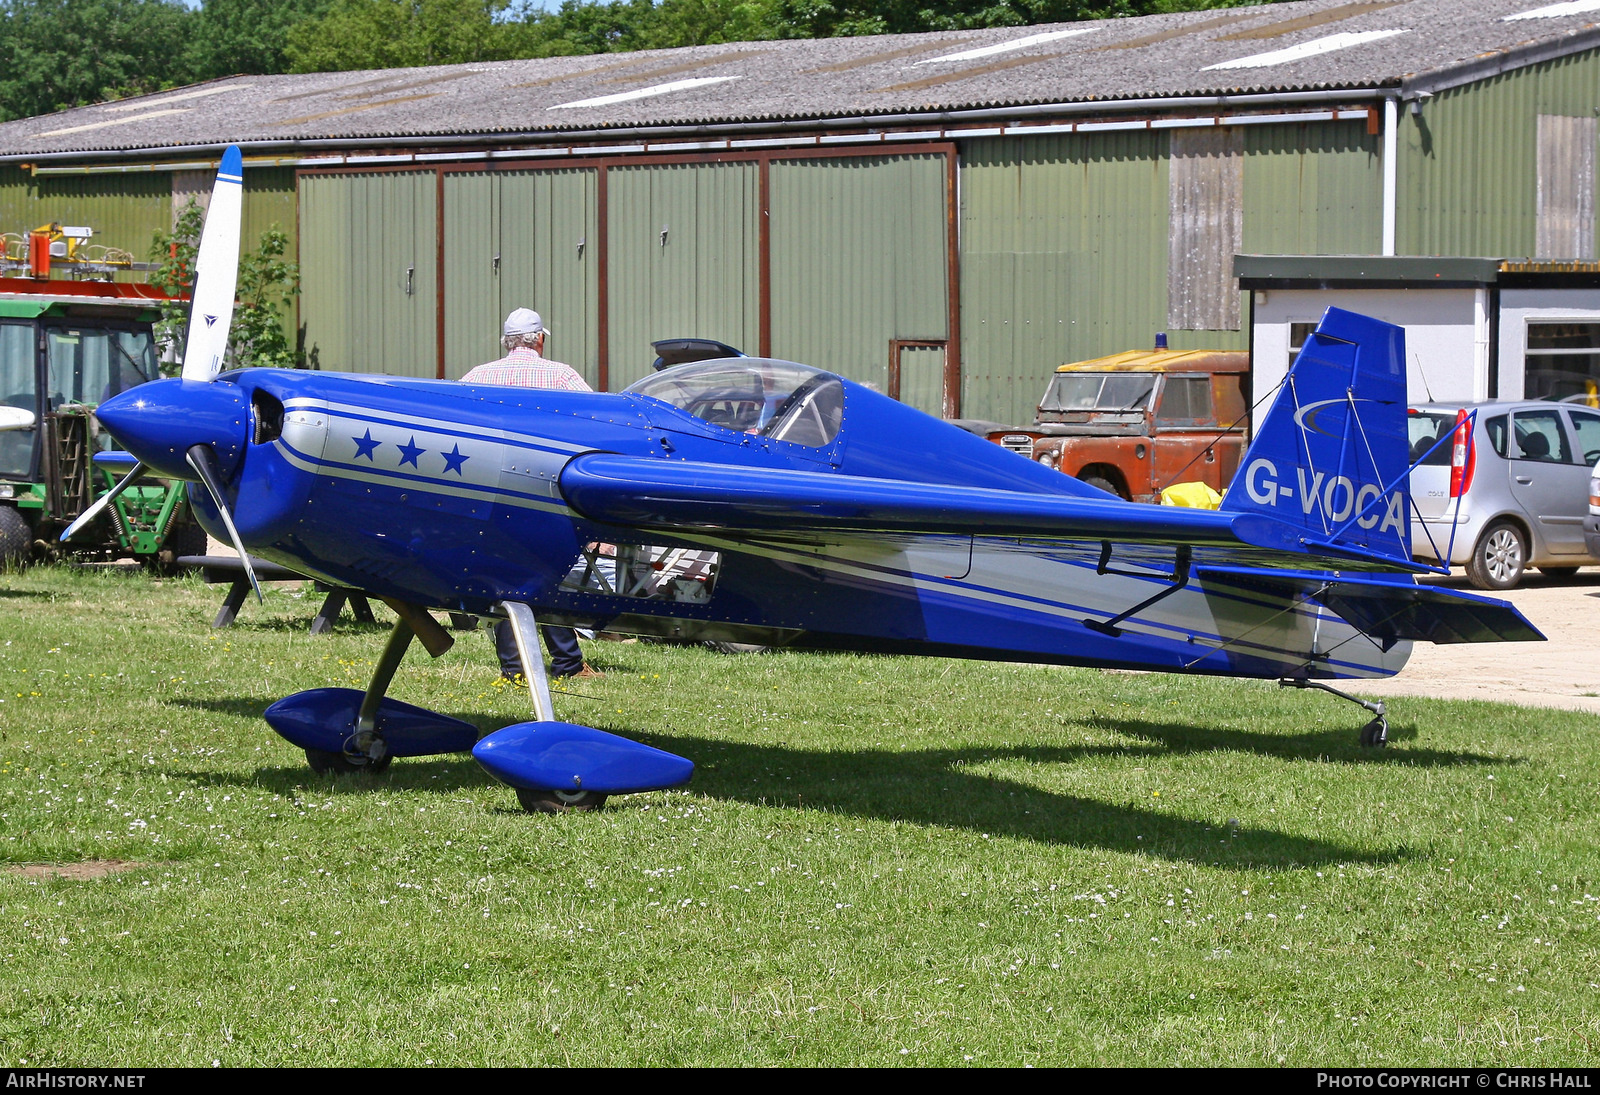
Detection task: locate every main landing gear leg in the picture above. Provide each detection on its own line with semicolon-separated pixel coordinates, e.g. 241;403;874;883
496;601;607;813
498;601;555;723
1280;676;1388;748
303;618;414;774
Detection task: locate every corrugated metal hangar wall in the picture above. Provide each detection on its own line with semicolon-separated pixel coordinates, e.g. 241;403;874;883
296;149;956;412
289;124;1376;424
0;48;1597;425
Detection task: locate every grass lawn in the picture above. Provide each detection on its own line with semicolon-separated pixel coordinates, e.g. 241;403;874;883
0;564;1597;1066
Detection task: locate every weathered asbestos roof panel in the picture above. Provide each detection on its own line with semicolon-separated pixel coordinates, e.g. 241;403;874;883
3;0;1598;156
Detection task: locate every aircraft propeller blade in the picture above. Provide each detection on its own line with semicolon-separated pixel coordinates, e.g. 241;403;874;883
184;443;261;603
59;461;147;543
180;145;244;383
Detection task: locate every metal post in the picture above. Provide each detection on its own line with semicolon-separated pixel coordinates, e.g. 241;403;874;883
499;601;555;723
1382;96;1398;257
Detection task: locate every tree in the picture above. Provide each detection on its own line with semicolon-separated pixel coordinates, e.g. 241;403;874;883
149;200;303;374
0;0;194;121
286;0;525;72
514;0;781;55
773;0;1274;39
185;0;331;82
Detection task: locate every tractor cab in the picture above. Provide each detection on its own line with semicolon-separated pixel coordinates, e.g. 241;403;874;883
0;280;202;568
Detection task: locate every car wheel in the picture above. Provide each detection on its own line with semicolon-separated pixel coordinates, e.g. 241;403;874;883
1079;474;1126;500
1466;520;1527;591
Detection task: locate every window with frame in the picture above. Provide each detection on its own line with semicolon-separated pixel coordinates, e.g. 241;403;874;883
1566;408;1600;466
1155;375;1214;425
1525;322;1600;402
1288;322;1318;372
0;322;36;479
1510;408;1571;463
1485;414;1509;458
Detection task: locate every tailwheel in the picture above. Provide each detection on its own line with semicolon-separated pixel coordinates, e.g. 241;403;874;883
305;747;392;775
515;787;608;814
1358;717;1389;749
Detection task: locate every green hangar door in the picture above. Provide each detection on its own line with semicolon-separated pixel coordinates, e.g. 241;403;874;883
442;169;600;383
299;172;438;377
768;154;952;416
605;162;760;391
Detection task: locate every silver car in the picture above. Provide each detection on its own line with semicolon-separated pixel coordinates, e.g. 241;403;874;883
1408;400;1600;589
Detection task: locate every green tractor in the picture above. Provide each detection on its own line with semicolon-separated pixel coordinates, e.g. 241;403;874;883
0;288;205;570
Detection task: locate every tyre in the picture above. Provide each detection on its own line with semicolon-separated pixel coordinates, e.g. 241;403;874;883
305;747;392;776
1079;474;1126;500
515;787;608;814
144;518;210;576
163;518;209;561
0;505;31;570
1466;520;1527;591
1538;566;1580;579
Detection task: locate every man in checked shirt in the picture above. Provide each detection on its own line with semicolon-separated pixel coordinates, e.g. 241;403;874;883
461;307;602;681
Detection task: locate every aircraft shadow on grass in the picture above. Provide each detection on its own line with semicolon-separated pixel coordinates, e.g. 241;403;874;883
1090;716;1511;768
148;697;1505;869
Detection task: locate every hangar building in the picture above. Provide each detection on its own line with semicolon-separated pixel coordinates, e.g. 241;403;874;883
2;0;1600;424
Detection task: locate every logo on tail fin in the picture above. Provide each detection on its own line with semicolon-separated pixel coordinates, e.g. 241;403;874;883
1293;398;1386;439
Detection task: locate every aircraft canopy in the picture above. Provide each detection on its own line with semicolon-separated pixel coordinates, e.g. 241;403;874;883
626;358;843;447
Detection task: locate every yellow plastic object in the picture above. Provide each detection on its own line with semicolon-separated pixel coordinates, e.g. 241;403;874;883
1159;481;1223;509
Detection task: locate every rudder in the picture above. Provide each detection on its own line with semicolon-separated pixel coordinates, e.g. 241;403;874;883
1222;307;1411;563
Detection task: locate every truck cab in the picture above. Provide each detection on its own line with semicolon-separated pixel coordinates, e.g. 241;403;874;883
987;348;1250;503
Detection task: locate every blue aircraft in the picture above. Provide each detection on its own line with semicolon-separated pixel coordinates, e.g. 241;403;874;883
76;148;1541;813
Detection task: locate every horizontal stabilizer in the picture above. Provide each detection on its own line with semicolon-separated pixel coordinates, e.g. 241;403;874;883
1200;568;1544;645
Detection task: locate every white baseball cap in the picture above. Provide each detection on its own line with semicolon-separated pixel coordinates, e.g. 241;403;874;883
503;308;543;337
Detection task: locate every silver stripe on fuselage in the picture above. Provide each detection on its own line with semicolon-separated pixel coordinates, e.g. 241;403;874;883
274;398;576;514
283;395;591;453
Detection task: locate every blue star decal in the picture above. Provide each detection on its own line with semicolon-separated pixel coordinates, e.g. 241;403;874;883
396;436;425;468
351;428;381;461
440;443;469;475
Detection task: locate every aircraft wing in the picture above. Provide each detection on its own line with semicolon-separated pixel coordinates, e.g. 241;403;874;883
559;453;1416;572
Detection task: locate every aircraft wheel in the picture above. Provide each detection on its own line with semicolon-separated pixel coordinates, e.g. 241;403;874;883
305;747;392;776
516;787;608;814
1359;718;1388;749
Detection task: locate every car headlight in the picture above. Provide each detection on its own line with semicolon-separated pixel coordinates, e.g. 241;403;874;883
1037;452;1057;470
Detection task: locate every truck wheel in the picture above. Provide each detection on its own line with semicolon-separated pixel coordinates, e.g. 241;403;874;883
0;506;31;570
1079;474;1127;500
1466;520;1526;591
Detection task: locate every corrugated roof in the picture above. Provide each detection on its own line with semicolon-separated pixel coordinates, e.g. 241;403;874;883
2;0;1597;157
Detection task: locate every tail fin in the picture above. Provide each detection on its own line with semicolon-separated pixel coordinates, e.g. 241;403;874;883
1222;307;1410;563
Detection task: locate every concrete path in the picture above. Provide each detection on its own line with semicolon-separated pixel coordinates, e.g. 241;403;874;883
1347;568;1600;714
